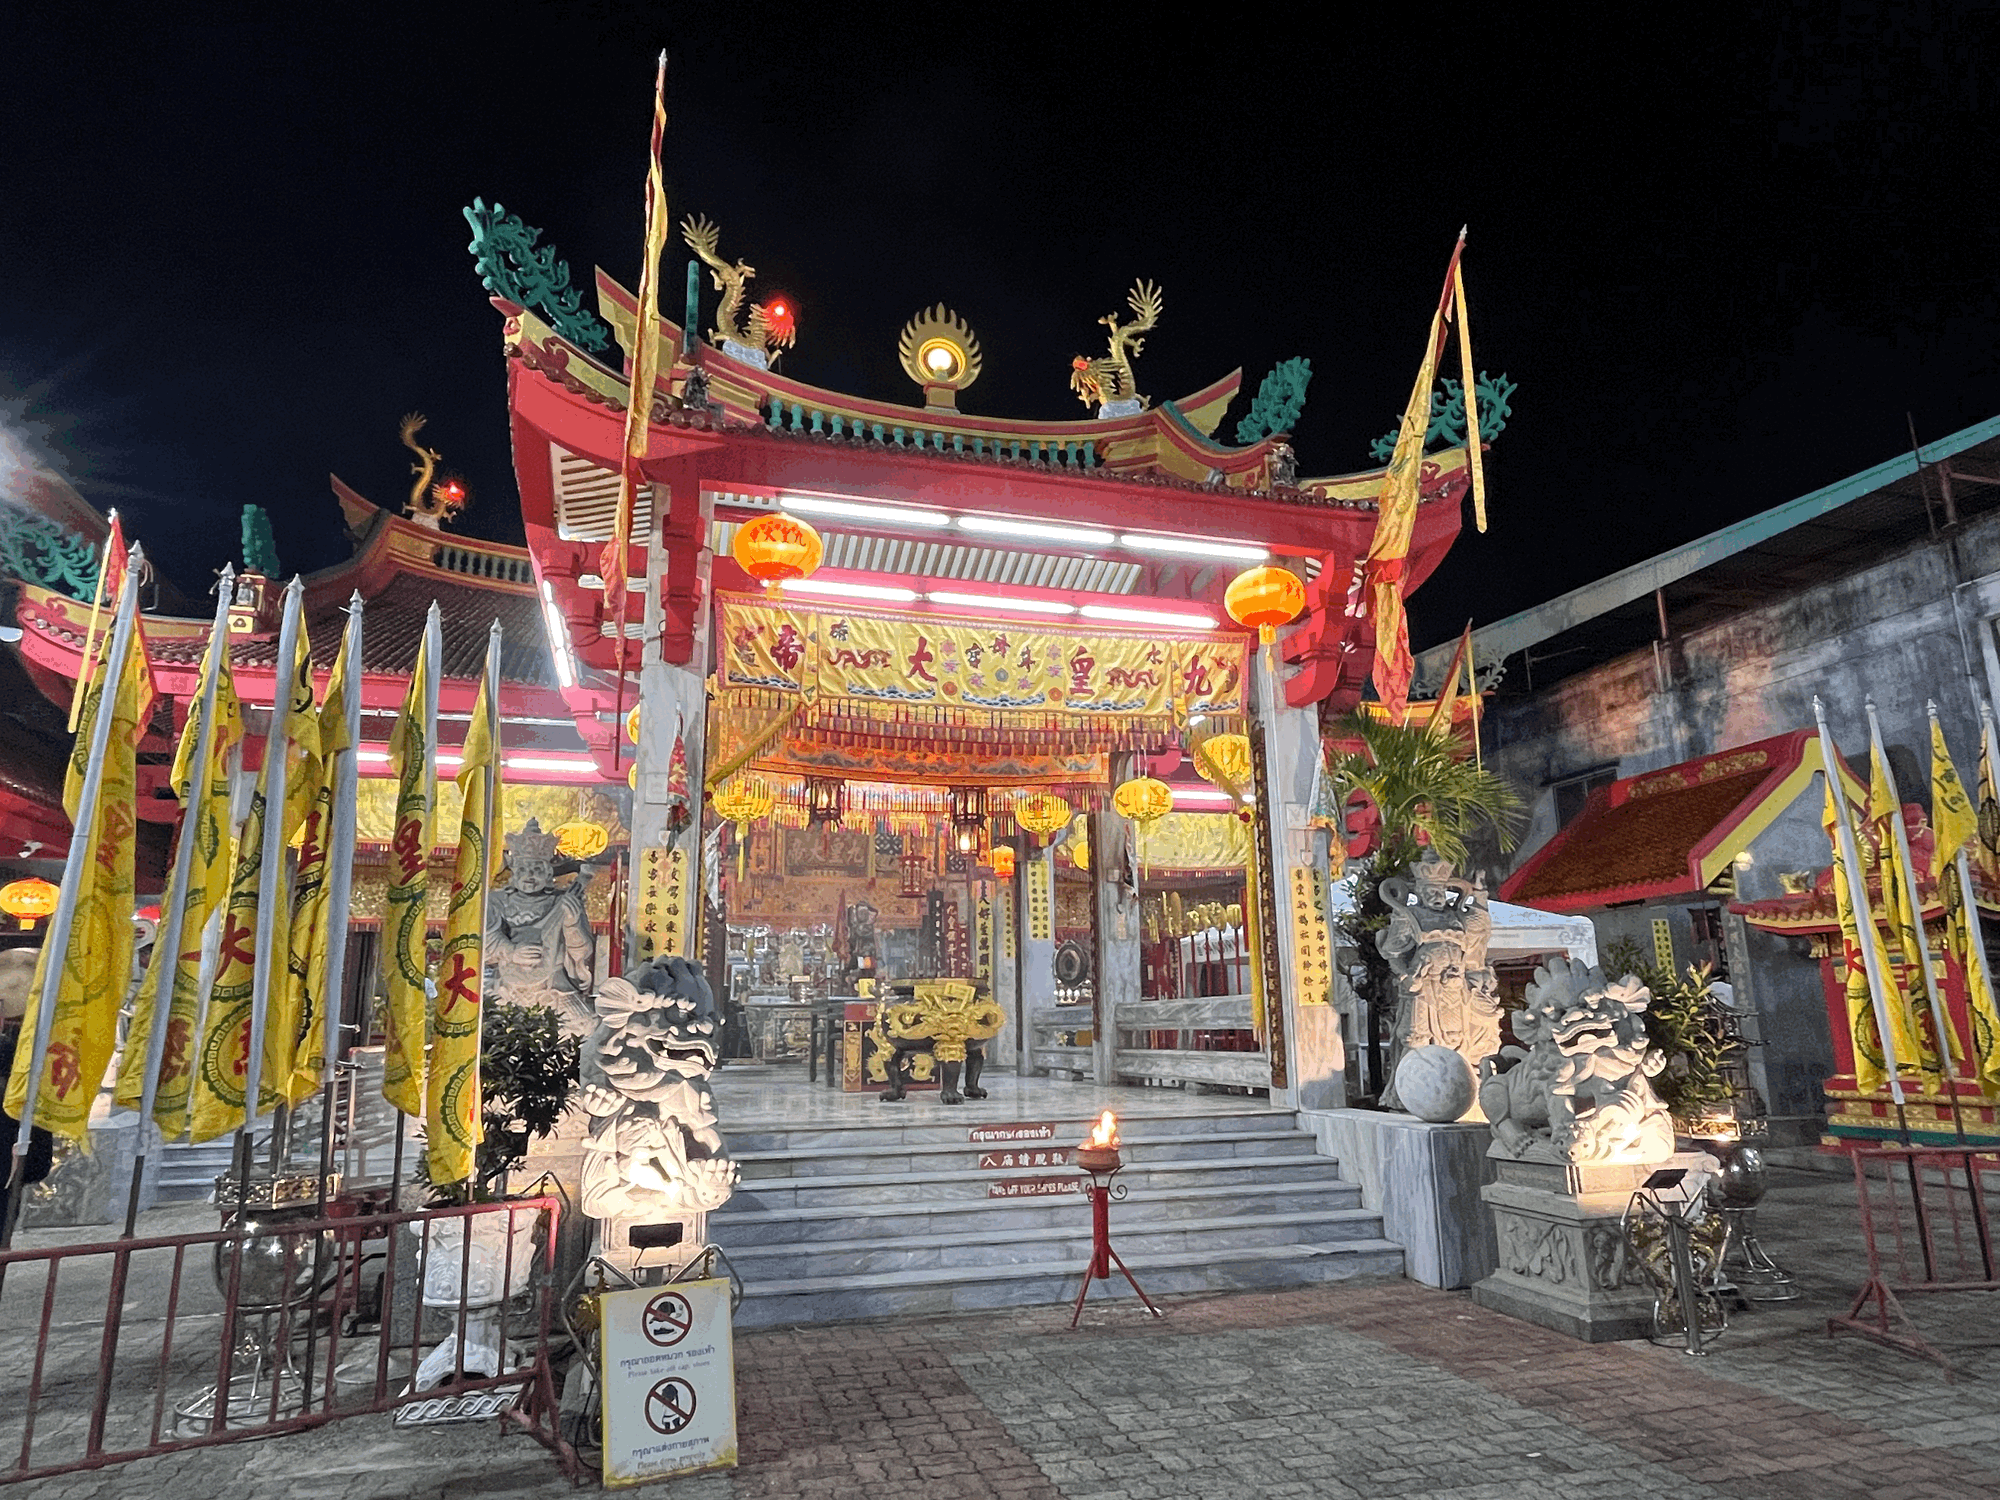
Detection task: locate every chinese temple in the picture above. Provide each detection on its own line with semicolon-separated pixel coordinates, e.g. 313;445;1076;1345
481;199;1496;1111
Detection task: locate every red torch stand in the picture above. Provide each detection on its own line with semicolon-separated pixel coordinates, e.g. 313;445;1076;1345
1068;1160;1165;1329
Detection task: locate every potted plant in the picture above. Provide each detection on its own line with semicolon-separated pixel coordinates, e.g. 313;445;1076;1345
413;1003;579;1391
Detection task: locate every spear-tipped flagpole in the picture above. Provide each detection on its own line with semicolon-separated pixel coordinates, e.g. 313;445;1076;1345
1812;697;1909;1125
4;552;144;1250
233;576;305;1207
471;620;502;1196
1866;699;1969;1145
122;566;236;1237
312;593;365;1209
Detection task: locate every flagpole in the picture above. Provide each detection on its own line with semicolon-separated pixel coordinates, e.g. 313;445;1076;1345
1812;698;1910;1139
387;604;443;1208
233;576;305;1211
65;512;118;735
312;593;365;1220
1866;699;1969;1145
4;555;143;1250
121;567;236;1237
471;621;502;1196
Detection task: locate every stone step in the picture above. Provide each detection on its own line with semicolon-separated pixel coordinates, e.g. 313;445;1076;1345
730;1238;1407;1327
724;1107;1288;1154
733;1127;1317;1179
720;1153;1351;1208
723;1207;1385;1280
712;1178;1364;1246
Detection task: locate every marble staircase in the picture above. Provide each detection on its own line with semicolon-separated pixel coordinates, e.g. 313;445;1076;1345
710;1093;1402;1327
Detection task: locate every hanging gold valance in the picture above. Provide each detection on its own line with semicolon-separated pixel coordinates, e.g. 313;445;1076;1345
715;593;1249;755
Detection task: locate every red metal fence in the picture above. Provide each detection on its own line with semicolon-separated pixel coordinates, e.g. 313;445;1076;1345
1829;1143;1999;1373
0;1196;578;1485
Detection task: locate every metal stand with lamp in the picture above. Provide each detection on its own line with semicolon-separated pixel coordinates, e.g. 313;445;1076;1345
1067;1112;1164;1329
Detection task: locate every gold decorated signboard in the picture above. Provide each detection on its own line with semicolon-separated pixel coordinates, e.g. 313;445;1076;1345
636;847;689;960
1290;864;1333;1004
1026;858;1053;942
717;594;1248;722
975;897;993;983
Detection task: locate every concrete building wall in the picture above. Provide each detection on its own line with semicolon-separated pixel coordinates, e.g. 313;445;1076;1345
1466;508;2000;1145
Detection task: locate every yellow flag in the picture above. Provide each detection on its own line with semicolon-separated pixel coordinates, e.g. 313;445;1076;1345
255;620;321;1111
1977;719;2000;885
113;635;244;1130
1823;780;1907;1095
187;623;317;1141
382;634;435;1117
5;633;148;1141
427;676;498;1184
274;625;354;1107
1867;746;1947;1082
1930;717;1979;882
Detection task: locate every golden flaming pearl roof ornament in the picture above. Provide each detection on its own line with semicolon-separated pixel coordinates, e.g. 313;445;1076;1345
898;305;983;410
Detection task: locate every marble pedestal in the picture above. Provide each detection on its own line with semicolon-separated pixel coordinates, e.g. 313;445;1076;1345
1470;1147;1710;1342
1303;1108;1496;1289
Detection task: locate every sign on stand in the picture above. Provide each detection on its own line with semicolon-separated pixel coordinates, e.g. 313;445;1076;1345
599;1279;737;1487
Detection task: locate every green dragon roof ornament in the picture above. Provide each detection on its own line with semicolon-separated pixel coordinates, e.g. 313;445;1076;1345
1369;372;1517;463
464;198;610;353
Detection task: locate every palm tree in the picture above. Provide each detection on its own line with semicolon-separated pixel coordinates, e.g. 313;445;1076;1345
1324;712;1525;1098
1322;712;1524;865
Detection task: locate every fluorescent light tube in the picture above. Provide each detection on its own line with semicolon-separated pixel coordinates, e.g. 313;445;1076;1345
1078;604;1218;629
926;590;1077;616
956;516;1115;546
785;578;922;602
779;495;950;528
1119;533;1270;563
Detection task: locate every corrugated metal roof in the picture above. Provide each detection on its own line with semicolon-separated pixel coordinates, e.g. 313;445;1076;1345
707;520;1142;594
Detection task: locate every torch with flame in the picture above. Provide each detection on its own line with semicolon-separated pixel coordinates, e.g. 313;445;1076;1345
1077;1110;1122;1173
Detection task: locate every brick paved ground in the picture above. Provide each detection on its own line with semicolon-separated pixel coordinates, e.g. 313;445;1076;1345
6;1165;1999;1499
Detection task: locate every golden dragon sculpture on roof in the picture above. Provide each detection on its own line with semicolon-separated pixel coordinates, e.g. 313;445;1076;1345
1071;279;1162;410
681;214;797;360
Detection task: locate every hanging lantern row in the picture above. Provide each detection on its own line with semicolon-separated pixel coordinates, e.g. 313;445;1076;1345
1224;564;1306;669
948;785;989;854
732;512;824;592
804;775;847;829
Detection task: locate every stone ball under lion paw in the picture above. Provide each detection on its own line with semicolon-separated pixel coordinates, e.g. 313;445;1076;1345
1393;1045;1477;1123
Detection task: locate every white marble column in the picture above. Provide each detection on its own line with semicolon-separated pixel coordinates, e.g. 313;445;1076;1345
1255;648;1346;1111
1091;759;1141;1088
1019;845;1056;1075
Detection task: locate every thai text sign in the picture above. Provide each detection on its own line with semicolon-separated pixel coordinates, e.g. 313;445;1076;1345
969;1122;1056;1143
718;594;1248;719
599;1280;737;1487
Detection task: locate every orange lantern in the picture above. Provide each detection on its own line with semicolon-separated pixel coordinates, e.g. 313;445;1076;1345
732;512;823;591
1224;565;1306;668
0;877;58;931
625;705;641;744
991;846;1017;880
554;820;610;860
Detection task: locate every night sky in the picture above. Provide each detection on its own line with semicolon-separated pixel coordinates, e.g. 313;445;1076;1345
4;5;1996;651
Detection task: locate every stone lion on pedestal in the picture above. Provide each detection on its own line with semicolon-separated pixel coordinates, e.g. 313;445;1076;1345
1481;956;1674;1165
579;956;737;1222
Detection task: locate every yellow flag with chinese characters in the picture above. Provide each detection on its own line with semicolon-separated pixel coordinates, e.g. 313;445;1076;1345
1866;746;1947;1082
113;633;244;1131
274;624;354;1107
4;634;149;1142
1824;780;1908;1095
427;676;499;1184
253;620;321;1111
187;622;316;1141
381;634;435;1117
1930;717;1979;882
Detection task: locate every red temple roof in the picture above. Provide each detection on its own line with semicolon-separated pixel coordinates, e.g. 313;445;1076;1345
1499;731;1851;912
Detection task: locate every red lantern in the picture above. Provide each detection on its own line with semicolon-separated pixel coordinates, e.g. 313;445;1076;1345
732;513;823;589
